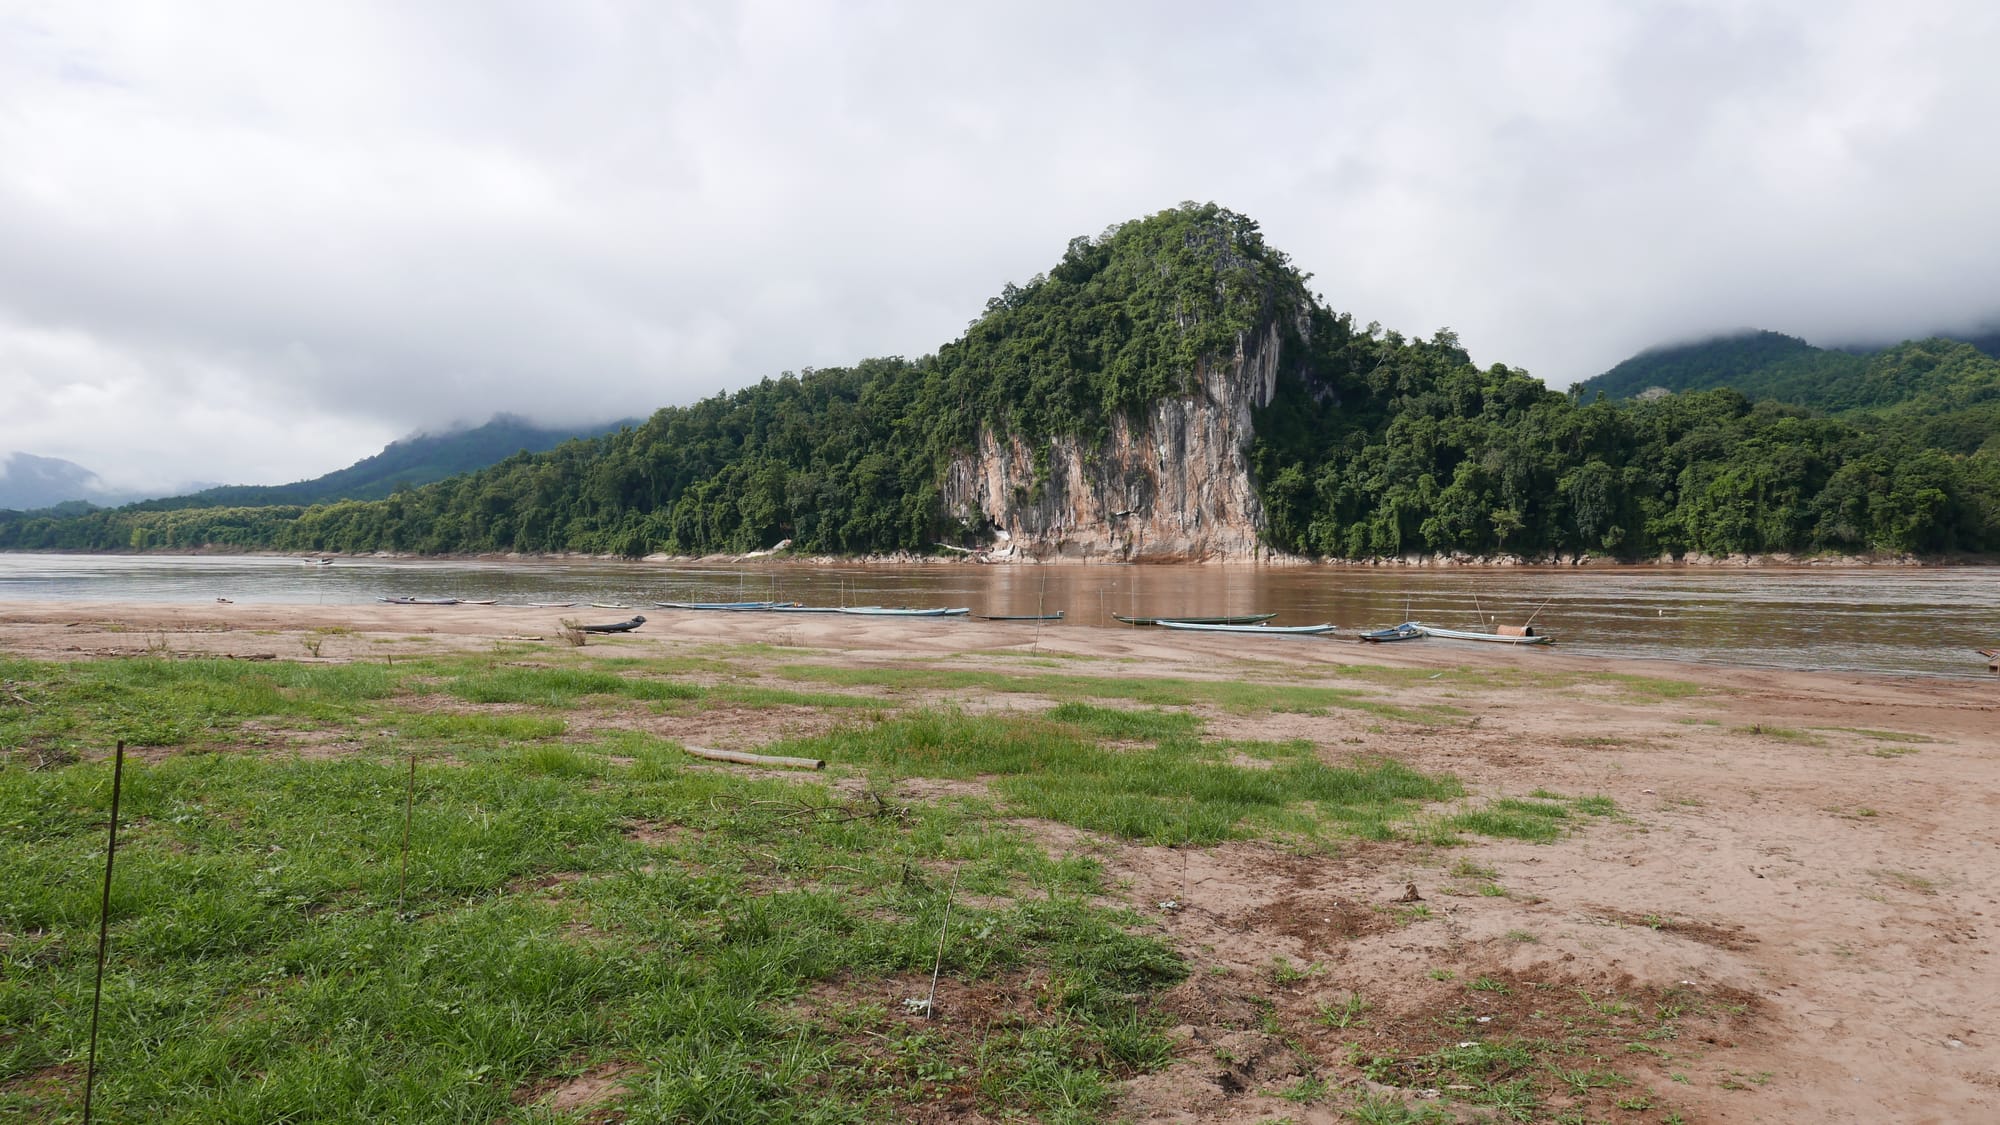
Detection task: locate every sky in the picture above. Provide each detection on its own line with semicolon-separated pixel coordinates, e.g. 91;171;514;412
4;0;2000;494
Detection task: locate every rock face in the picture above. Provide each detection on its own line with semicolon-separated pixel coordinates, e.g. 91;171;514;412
942;319;1288;561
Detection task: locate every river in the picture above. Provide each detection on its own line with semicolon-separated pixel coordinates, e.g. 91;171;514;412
1;554;1995;678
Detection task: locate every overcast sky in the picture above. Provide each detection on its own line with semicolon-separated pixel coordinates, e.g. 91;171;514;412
5;0;1999;493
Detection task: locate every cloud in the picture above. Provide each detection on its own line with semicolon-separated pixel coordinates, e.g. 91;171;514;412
3;0;1998;488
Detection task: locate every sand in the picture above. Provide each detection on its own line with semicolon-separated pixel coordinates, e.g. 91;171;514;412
4;598;1996;1123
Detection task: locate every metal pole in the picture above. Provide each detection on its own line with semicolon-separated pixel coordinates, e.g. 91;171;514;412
82;740;126;1125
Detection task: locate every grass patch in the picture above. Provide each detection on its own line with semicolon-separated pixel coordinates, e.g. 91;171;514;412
0;656;404;755
775;665;1456;724
0;657;1187;1123
446;666;701;707
769;709;1463;846
702;684;889;711
1823;727;1937;745
1730;724;1824;744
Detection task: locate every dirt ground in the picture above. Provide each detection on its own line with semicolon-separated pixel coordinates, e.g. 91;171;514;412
4;599;1996;1123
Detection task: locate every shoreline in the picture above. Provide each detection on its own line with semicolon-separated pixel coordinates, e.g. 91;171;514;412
2;545;1992;568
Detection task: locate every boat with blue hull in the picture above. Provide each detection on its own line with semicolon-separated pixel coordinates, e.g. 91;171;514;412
1357;622;1423;643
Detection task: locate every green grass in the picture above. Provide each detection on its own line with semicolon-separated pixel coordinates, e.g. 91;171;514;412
1731;723;1823;744
775;665;1457;724
0;644;1628;1121
446;665;702;707
768;709;1465;846
1823;727;1936;745
0;706;1184;1122
0;656;404;756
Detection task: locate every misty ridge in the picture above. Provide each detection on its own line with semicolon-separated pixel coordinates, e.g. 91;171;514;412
0;414;634;515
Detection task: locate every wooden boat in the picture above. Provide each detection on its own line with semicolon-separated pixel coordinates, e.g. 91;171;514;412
1157;620;1335;635
1357;623;1424;643
839;606;969;617
766;605;857;614
459;599;498;605
589;603;631;609
377;596;460;606
524;602;576;608
654;600;799;611
1113;613;1277;627
974;611;1065;621
1411;622;1553;645
578;615;646;634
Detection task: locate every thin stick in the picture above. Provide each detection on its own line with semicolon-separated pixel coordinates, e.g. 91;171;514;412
1033;568;1048;654
924;868;961;1019
398;753;416;912
82;740;126;1125
1524;595;1555;627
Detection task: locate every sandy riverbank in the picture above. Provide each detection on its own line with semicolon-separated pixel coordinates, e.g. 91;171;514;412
4;598;1996;1122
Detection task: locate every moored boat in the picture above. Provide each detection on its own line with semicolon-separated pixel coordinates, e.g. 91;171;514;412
1112;612;1277;627
578;615;646;633
1410;622;1553;645
1157;620;1335;635
1357;622;1424;643
974;611;1065;621
839;606;970;617
654;600;800;611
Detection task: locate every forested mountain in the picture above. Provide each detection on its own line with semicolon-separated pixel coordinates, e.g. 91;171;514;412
4;204;1998;560
115;414;639;512
1577;331;2000;458
1578;331;1868;403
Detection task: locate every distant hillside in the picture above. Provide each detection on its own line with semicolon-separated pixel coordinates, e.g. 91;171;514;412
0;452;113;511
119;414;637;512
1578;331;2000;456
1577;331;1868;403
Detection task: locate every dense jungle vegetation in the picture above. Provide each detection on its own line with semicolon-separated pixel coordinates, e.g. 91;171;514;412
4;204;1998;559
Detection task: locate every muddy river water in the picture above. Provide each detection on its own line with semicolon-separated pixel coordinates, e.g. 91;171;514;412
2;554;1996;678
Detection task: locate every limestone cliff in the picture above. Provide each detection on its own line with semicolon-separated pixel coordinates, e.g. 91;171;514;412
942;318;1294;562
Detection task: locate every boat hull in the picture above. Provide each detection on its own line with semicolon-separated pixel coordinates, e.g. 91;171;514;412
1357;623;1424;643
1411;623;1554;644
1158;621;1335;635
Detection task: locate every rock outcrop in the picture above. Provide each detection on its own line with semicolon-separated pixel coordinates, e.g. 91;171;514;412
942;318;1291;562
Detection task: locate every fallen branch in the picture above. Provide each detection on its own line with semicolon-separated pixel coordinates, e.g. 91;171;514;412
684;745;826;771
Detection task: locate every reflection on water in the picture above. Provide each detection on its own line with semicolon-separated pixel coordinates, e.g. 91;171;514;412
1;554;1995;677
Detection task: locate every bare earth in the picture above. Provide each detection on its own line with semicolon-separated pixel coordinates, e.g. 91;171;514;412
4;599;1997;1123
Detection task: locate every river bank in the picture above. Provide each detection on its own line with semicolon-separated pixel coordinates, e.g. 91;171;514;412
4;598;1996;1121
7;543;1992;567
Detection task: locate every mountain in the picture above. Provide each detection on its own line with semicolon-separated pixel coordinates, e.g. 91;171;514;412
1576;331;2000;456
0;452;114;511
119;414;639;512
5;204;1999;560
1576;331;1867;403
